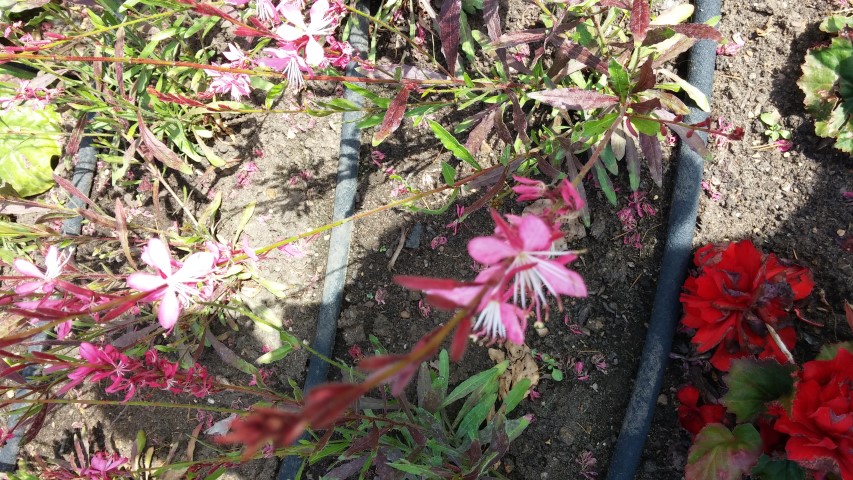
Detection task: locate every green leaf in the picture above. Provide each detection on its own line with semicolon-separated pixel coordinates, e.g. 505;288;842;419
593;160;617;206
0;0;49;13
751;455;805;480
798;37;853;152
456;392;496;440
0;105;61;197
630;116;661;136
256;344;294;364
600;142;618;174
608;59;631;98
686;424;762;480
356;113;384;129
343;82;390;108
441;360;507;407
440;161;456;186
502;378;531;414
427;119;482;170
722;359;796;422
581;112;620;139
820;15;853;33
265;83;286;110
816;342;853;361
659;69;711;112
550;368;564;382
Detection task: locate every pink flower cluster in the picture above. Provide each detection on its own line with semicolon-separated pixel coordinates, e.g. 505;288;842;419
0;80;63;109
208;0;353;97
57;342;214;401
397;179;587;348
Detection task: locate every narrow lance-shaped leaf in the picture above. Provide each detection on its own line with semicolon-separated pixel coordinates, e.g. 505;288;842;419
529;88;619;110
464;109;496;155
666;23;722;42
428;119;482;169
137;113;193;174
372;85;411;146
630;0;651;44
659;68;711;112
639;133;663;187
593;159;617;206
632;57;656;94
438;0;462;76
626;135;641;191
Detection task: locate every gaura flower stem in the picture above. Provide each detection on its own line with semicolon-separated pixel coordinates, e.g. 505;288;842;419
2;397;244;414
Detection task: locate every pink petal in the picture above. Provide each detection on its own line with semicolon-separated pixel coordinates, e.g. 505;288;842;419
44;246;59;271
55;320;72;340
468;236;517;265
309;0;330;26
276;24;304;42
157;290;181;331
500;303;526;344
537;260;587;297
141;238;173;275
127;272;167;294
278;3;307;31
14;259;44;279
172;252;215;282
78;342;99;363
15;281;43;295
518;215;555;251
304;37;325;66
427;285;481;308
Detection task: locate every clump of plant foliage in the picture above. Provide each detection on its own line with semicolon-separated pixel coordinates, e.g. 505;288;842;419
798;15;853;153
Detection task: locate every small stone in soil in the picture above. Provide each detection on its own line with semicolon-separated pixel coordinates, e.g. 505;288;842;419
400;311;411;319
558;426;575;446
405;222;424;249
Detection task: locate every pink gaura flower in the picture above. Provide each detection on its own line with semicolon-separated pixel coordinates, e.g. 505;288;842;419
261;43;310;89
14;245;70;295
206;68;251;100
774;139;793;152
126;238;216;332
276;0;335;66
469;211;587;310
82;452;127;479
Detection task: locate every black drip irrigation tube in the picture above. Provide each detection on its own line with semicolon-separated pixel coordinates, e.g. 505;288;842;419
0;124;98;473
606;0;720;478
276;5;368;480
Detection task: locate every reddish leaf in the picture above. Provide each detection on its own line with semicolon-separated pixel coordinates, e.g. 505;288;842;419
508;92;529;144
147;87;207;107
465;109;496;155
845;301;853;331
483;0;501;41
492;29;547;49
343;427;383;457
450;316;471;362
114;199;138;270
639;133;663;187
529;88;619;110
372;85;411;146
52;174;100;212
630;0;651;44
630;98;662;114
64;111;88;159
437;0;462;76
550;40;608;77
632;58;656;93
394;275;468;291
666;23;722;42
136;113;193;174
686;424;762;480
493;109;513;144
652;35;697;67
600;0;630;7
116;27;126;99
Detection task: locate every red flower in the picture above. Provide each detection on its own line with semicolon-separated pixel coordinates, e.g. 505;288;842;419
680;240;814;371
676;385;727;436
757;404;789;455
774;347;853;479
